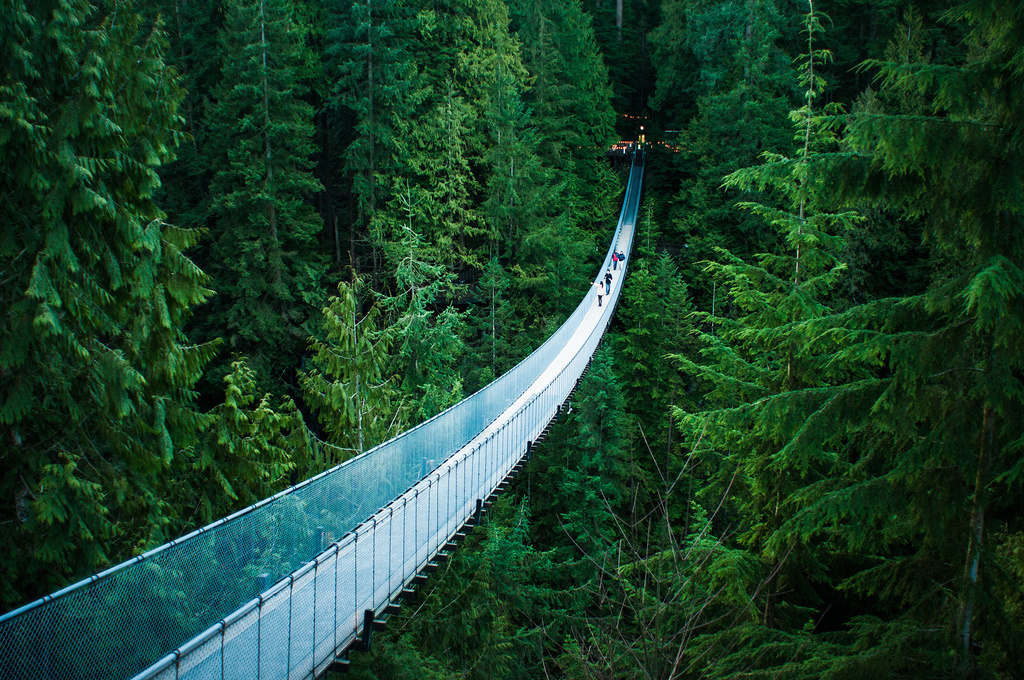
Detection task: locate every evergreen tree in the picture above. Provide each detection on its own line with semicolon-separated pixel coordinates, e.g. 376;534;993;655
0;0;216;607
508;0;620;229
197;0;327;391
560;348;629;558
472;0;543;249
379;215;466;425
613;211;696;451
469;0;593;326
301;279;401;457
171;360;309;526
672;2;1024;675
666;5;870;673
147;0;223;238
808;0;1024;671
650;0;800;273
580;0;658;120
531;346;629;610
414;77;488;272
326;0;420;280
462;257;522;393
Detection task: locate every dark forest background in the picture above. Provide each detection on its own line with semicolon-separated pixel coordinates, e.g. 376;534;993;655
2;0;1023;677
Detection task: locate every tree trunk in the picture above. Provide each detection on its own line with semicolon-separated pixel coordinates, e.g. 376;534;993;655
367;0;376;217
334;215;343;273
260;0;283;297
957;400;995;671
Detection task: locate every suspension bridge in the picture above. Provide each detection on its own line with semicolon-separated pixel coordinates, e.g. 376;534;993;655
0;153;645;680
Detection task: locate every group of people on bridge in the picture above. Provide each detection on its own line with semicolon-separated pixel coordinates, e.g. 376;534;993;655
594;250;625;307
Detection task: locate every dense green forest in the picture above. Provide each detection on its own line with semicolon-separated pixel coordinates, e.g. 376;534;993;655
1;0;1022;677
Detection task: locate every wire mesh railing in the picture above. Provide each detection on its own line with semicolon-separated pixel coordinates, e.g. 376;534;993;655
0;154;644;680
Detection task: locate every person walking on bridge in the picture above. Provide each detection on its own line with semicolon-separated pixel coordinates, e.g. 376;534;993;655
612;252;619;270
604;269;612;295
595;279;603;307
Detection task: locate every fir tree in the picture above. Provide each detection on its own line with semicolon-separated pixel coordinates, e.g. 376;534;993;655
508;0;620;229
197;0;327;391
147;0;223;238
326;0;420;280
301;279;401;457
668;4;872;673
415;78;488;272
673;2;1024;675
172;360;309;526
378;213;466;425
0;0;216;606
808;0;1024;671
531;346;629;611
613;211;696;451
650;0;800;265
462;257;522;393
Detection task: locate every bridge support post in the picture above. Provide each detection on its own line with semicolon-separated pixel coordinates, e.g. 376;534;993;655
526;440;533;460
360;609;374;651
474;498;483;526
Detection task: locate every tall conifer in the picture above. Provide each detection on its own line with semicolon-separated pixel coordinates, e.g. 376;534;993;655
814;0;1024;670
650;0;800;260
198;0;326;390
675;2;1024;674
301;280;400;456
326;0;420;280
0;0;215;606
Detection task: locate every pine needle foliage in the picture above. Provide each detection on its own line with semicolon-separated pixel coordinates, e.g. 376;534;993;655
462;256;523;394
649;0;801;260
377;219;466;425
301;279;402;458
326;0;420;235
174;360;309;526
613;210;696;450
809;0;1024;672
0;0;216;607
198;0;327;389
671;1;1024;676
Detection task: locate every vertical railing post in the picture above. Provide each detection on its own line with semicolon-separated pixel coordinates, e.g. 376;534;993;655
413;489;420;568
361;609;373;651
446;465;452;540
333;544;339;655
286;575;294;678
387;507;393;600
311;558;318;676
434;473;441;554
257;596;263;680
353;532;359;639
370;517;377;607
